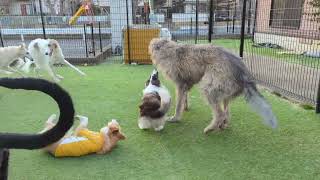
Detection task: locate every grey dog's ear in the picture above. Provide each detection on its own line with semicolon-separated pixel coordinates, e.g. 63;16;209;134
34;42;39;49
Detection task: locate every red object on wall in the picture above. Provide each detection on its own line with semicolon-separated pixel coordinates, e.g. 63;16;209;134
144;2;150;14
21;4;27;16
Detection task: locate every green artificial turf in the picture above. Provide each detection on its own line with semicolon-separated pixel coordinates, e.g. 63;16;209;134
1;64;320;180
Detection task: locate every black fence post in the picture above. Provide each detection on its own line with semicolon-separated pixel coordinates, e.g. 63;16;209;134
83;24;89;58
191;18;193;35
252;0;258;42
195;0;199;44
126;0;131;64
208;0;214;43
98;22;103;53
38;0;46;39
90;23;96;57
247;0;252;34
232;0;237;34
316;82;320;113
227;0;230;33
0;149;9;180
0;28;4;47
240;0;247;58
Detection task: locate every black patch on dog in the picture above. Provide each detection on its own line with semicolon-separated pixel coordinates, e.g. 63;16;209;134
139;92;164;118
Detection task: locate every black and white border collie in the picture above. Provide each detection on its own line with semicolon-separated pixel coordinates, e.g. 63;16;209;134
138;69;171;131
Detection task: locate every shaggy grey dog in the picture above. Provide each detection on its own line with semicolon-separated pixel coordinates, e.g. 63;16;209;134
149;38;277;133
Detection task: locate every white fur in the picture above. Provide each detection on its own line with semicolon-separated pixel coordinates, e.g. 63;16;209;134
138;116;166;131
0;44;31;76
138;70;171;131
28;38;86;82
143;84;171;104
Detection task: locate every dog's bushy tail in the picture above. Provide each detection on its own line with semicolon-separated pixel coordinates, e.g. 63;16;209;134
0;78;74;149
244;82;277;129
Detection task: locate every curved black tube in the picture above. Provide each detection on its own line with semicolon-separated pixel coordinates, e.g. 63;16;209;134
0;78;74;149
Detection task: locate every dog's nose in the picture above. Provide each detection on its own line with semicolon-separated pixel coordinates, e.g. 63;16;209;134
45;52;49;55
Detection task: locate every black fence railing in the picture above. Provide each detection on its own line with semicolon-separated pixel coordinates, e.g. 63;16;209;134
241;0;320;112
1;0;319;112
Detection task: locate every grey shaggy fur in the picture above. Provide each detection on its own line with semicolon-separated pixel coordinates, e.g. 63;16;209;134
149;38;277;133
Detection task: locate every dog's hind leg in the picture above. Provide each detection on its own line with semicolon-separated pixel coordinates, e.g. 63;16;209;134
204;102;226;133
168;87;187;122
183;92;189;111
223;100;230;128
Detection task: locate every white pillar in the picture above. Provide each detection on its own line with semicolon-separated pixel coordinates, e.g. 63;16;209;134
110;0;133;53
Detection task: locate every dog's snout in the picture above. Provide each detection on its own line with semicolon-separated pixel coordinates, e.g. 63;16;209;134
45;52;49;55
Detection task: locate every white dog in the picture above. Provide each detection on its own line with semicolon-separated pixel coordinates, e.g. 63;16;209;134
138;69;171;131
28;38;86;82
0;44;32;76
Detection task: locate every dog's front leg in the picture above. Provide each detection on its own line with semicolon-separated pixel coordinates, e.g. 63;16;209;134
51;65;64;80
34;66;42;77
7;66;25;77
44;65;61;82
168;87;187;122
0;69;14;75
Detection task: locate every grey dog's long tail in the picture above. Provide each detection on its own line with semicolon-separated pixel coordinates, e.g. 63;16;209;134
0;78;75;149
244;82;277;129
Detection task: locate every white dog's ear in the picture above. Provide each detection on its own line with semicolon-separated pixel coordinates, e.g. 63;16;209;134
34;42;39;49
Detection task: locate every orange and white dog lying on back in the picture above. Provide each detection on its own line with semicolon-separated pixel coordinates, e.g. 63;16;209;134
40;114;126;157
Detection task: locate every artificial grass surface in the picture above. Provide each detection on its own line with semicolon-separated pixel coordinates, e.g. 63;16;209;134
1;64;320;179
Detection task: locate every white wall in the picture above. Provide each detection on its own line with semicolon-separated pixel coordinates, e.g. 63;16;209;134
110;0;133;53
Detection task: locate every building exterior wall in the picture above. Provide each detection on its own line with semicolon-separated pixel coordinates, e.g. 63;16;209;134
255;0;320;51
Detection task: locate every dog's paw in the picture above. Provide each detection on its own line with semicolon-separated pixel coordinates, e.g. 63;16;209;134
138;123;148;130
203;126;213;134
4;71;13;75
57;74;64;79
167;116;180;123
47;114;57;124
53;78;61;83
154;125;164;132
204;124;224;134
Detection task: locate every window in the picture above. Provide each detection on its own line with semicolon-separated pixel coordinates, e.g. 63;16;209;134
269;0;304;29
20;4;35;16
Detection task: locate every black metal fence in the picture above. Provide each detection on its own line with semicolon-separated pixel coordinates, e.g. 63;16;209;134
241;0;320;112
0;0;319;111
0;0;111;63
0;0;243;63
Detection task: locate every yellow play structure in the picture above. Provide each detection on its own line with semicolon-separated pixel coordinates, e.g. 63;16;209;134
69;0;94;25
123;25;160;64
